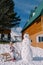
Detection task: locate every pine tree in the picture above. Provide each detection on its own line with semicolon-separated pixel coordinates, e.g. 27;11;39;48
0;0;21;28
0;0;21;41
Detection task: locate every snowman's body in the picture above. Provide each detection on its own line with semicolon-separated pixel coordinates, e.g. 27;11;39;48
21;34;33;62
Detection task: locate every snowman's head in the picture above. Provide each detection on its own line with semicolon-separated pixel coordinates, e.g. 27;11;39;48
23;33;29;39
10;41;13;46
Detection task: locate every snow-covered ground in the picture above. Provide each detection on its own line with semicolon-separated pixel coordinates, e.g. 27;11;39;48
0;42;43;65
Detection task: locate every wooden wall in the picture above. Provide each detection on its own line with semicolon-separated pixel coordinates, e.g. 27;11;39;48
30;31;43;48
41;15;43;30
0;28;11;34
22;16;42;36
22;16;43;48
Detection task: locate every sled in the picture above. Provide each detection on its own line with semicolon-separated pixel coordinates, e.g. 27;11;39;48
0;53;12;61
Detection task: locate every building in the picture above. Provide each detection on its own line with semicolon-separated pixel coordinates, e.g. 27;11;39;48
22;1;43;48
0;28;11;42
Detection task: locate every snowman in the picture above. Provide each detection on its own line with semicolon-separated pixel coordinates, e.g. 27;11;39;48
21;33;33;62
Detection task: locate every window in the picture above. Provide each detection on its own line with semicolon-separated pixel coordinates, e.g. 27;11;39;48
3;34;8;40
39;37;43;42
36;34;43;43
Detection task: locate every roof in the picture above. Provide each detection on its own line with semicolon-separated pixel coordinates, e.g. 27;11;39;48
22;1;43;32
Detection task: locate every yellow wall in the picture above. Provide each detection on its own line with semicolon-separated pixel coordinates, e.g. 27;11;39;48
22;17;42;36
30;31;43;48
41;16;43;30
22;16;43;48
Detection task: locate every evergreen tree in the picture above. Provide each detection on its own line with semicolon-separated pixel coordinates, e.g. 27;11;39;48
0;0;21;41
0;0;21;28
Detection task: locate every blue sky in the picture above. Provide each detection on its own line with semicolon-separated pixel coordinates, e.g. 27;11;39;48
13;0;43;28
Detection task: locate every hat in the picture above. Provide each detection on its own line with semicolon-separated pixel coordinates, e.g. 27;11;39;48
23;33;29;39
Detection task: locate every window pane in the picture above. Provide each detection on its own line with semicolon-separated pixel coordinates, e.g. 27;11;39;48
42;37;43;41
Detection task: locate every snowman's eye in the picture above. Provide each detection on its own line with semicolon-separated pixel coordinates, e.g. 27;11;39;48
25;35;27;37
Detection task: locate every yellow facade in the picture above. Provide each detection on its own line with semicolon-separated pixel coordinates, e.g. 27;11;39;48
22;16;43;48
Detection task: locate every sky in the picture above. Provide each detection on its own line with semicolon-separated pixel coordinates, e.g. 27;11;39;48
13;0;43;29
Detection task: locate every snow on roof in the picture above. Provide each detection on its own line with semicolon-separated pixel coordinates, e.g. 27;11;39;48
11;31;22;37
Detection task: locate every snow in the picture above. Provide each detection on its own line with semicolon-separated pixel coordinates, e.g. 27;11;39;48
0;34;43;65
0;44;43;65
31;46;43;57
11;27;22;33
11;31;22;41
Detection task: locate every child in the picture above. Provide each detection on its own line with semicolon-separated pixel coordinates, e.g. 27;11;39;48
9;42;16;61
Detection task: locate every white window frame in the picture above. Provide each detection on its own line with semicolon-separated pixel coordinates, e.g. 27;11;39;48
3;34;8;40
36;34;43;43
